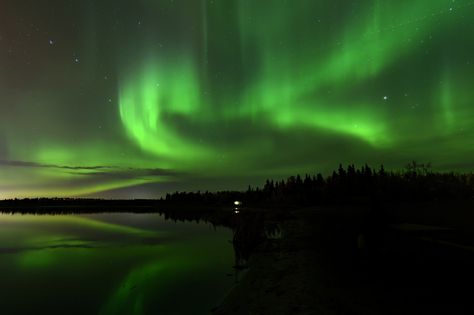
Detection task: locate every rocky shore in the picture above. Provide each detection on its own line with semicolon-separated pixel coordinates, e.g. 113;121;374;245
213;203;474;314
212;206;377;315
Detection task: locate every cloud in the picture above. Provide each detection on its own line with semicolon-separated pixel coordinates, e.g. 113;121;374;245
69;168;180;179
0;159;113;170
0;159;180;179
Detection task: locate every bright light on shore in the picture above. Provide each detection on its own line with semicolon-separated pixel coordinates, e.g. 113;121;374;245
234;201;241;206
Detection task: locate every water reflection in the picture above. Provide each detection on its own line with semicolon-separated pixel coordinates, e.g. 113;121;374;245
0;213;234;315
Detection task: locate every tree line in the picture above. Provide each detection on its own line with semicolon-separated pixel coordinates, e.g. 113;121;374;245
164;162;473;206
1;162;472;210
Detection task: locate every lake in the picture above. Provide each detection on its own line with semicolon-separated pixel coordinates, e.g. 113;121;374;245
0;212;235;315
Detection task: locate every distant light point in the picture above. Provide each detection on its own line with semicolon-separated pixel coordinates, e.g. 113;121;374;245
49;39;54;45
383;96;389;101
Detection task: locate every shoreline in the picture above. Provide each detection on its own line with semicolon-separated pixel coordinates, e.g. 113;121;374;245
212;207;330;315
212;202;474;314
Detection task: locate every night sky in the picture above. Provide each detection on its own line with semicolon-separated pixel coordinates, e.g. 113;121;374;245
1;0;473;198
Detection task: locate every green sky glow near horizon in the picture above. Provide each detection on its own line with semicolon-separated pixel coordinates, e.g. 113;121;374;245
1;0;473;198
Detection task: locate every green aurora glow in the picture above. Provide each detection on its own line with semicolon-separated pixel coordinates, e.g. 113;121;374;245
1;0;473;198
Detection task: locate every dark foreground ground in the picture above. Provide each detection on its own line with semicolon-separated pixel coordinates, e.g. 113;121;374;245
213;200;474;314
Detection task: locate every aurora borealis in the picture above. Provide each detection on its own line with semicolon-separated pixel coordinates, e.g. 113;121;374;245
1;0;473;198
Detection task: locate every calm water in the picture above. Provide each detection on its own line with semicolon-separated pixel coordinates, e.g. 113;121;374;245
0;213;235;315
